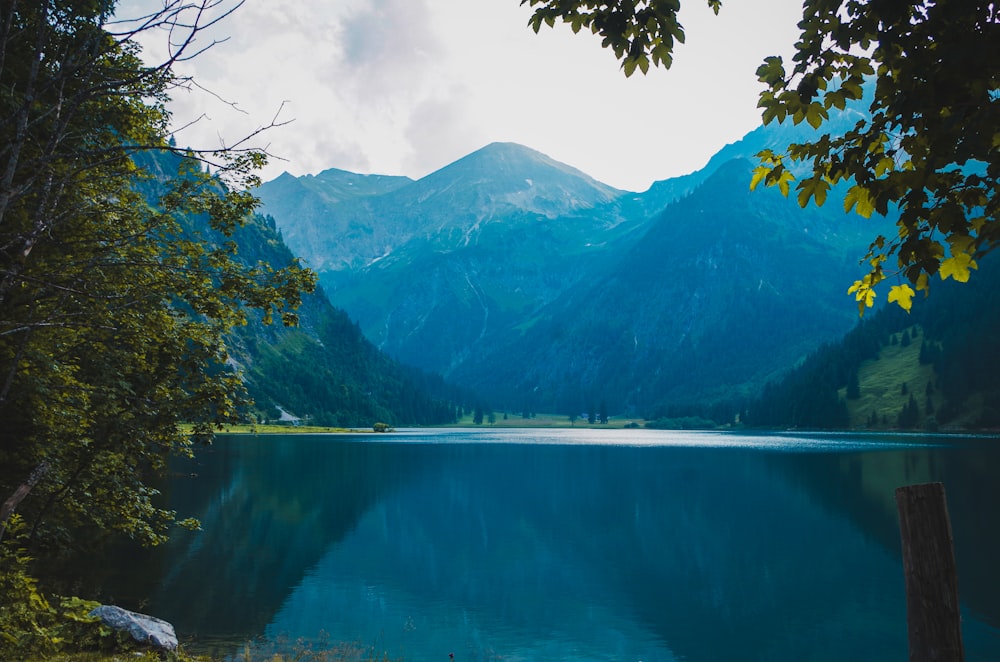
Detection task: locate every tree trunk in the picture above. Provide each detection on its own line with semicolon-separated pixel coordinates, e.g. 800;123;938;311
0;461;49;543
895;482;964;662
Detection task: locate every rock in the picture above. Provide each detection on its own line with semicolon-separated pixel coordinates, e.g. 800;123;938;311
89;605;178;651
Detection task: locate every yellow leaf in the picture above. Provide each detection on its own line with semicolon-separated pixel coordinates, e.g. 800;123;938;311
915;272;929;292
847;278;877;316
749;166;769;191
844;185;875;218
887;284;915;312
939;254;978;282
777;169;795;197
847;269;884;315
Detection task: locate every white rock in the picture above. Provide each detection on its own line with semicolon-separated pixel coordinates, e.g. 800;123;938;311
89;605;178;651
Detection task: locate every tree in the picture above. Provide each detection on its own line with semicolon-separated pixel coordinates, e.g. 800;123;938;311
846;370;861;400
0;0;312;562
899;393;921;428
523;0;721;77
522;0;999;314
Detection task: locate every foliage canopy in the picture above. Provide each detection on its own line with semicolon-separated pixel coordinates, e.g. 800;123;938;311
522;0;999;314
0;0;313;565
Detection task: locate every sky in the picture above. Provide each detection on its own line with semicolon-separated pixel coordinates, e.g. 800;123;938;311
125;0;805;192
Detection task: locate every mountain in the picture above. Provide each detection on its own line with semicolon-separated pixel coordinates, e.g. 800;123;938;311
448;158;884;416
258;142;642;375
257;142;626;273
143;150;462;427
256;109;896;419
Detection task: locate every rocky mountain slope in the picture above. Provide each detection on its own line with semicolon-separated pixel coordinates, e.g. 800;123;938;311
257;112;895;417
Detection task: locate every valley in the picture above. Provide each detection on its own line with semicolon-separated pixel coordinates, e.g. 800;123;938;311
257;113;897;421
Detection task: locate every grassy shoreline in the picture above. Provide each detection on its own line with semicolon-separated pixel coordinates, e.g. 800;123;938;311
204;414;650;435
205;423;361;434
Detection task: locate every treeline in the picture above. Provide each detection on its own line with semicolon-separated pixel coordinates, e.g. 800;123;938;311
224;215;465;428
742;313;894;429
238;293;465;428
744;260;1000;430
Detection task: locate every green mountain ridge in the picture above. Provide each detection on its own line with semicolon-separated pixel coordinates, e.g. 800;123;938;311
745;258;1000;430
224;216;461;427
143;150;462;427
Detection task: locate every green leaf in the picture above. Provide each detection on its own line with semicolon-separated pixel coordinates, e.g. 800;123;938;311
842;80;863;99
805;103;825;129
797;177;830;207
874;157;895;178
947;234;975;256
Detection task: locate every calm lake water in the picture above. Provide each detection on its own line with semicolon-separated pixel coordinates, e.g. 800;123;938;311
102;428;1000;661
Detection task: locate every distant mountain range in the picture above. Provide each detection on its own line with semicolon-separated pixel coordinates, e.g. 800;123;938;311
257;107;902;419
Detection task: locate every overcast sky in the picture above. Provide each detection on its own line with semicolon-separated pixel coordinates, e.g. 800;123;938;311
128;0;805;192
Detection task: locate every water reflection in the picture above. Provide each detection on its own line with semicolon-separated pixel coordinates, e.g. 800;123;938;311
105;430;1000;661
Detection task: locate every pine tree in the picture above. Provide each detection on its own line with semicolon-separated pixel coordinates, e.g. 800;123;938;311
846;370;861;399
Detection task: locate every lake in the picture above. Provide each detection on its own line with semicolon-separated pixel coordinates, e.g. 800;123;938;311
99;428;1000;661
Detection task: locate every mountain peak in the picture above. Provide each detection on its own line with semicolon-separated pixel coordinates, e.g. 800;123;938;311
412;142;625;211
475;141;548;158
442;142;609;185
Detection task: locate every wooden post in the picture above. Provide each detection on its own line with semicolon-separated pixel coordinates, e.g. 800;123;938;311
895;482;964;662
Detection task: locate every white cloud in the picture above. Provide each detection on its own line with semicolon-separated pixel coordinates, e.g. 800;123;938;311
122;0;803;191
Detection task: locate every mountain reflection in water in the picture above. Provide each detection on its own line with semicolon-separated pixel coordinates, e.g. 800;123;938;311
99;429;1000;661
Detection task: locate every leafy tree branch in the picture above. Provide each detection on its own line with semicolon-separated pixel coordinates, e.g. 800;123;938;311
522;0;999;314
0;0;314;577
